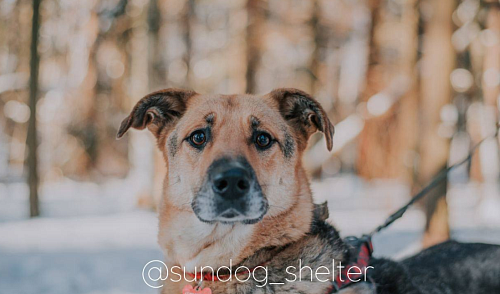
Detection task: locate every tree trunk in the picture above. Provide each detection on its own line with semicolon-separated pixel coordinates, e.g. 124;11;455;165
148;0;167;209
309;0;321;96
358;0;419;182
27;0;42;218
182;0;194;88
245;0;262;94
419;0;456;247
148;0;164;91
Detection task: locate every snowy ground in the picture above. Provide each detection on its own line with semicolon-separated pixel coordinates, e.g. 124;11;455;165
1;175;499;294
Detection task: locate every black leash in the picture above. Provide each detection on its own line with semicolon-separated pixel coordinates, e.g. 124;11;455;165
369;127;499;237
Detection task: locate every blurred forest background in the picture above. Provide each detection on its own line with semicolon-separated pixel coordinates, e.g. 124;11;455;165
2;1;500;293
1;0;500;251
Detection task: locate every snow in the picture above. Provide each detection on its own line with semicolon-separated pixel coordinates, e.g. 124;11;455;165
1;175;499;294
0;211;161;294
0;211;158;252
0;178;161;294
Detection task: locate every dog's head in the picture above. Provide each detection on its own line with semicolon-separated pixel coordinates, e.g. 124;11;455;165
117;88;333;225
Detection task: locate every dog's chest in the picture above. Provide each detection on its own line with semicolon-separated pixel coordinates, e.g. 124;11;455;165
162;216;255;272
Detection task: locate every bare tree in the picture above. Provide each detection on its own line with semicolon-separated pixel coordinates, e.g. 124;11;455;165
27;0;42;217
309;0;324;96
358;0;419;181
148;0;165;91
182;0;194;88
148;0;167;209
245;0;263;94
419;0;456;247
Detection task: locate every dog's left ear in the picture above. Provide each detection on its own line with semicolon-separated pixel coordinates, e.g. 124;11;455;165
268;88;334;151
116;88;197;139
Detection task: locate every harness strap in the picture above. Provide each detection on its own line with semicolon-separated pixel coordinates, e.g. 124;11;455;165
329;235;373;293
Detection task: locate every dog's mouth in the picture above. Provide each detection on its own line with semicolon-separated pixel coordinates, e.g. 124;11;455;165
192;193;269;225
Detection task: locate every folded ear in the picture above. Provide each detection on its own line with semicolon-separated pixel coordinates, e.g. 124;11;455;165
116;88;197;139
268;88;334;151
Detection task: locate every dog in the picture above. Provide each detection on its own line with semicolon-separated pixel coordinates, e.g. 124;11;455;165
117;88;500;294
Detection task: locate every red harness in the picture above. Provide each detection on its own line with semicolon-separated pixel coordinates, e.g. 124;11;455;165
328;236;373;293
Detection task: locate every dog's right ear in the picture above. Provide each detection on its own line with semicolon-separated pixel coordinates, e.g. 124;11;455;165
116;88;197;139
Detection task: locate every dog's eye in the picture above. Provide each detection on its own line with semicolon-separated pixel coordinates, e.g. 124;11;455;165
255;133;272;149
190;130;206;146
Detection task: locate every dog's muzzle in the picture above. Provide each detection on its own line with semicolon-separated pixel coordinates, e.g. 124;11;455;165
192;157;268;224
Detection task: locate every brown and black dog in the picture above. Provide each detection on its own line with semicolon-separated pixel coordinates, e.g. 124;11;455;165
118;88;500;294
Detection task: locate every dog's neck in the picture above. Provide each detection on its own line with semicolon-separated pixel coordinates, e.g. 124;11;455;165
158;167;315;272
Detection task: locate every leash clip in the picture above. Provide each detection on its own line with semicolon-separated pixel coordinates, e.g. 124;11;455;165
344;235;373;259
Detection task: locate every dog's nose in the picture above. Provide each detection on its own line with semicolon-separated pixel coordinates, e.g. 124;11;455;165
212;167;251;199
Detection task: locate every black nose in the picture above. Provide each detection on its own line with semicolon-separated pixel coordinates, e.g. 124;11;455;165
212;167;251;199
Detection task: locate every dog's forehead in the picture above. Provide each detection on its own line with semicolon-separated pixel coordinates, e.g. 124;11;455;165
184;94;284;126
